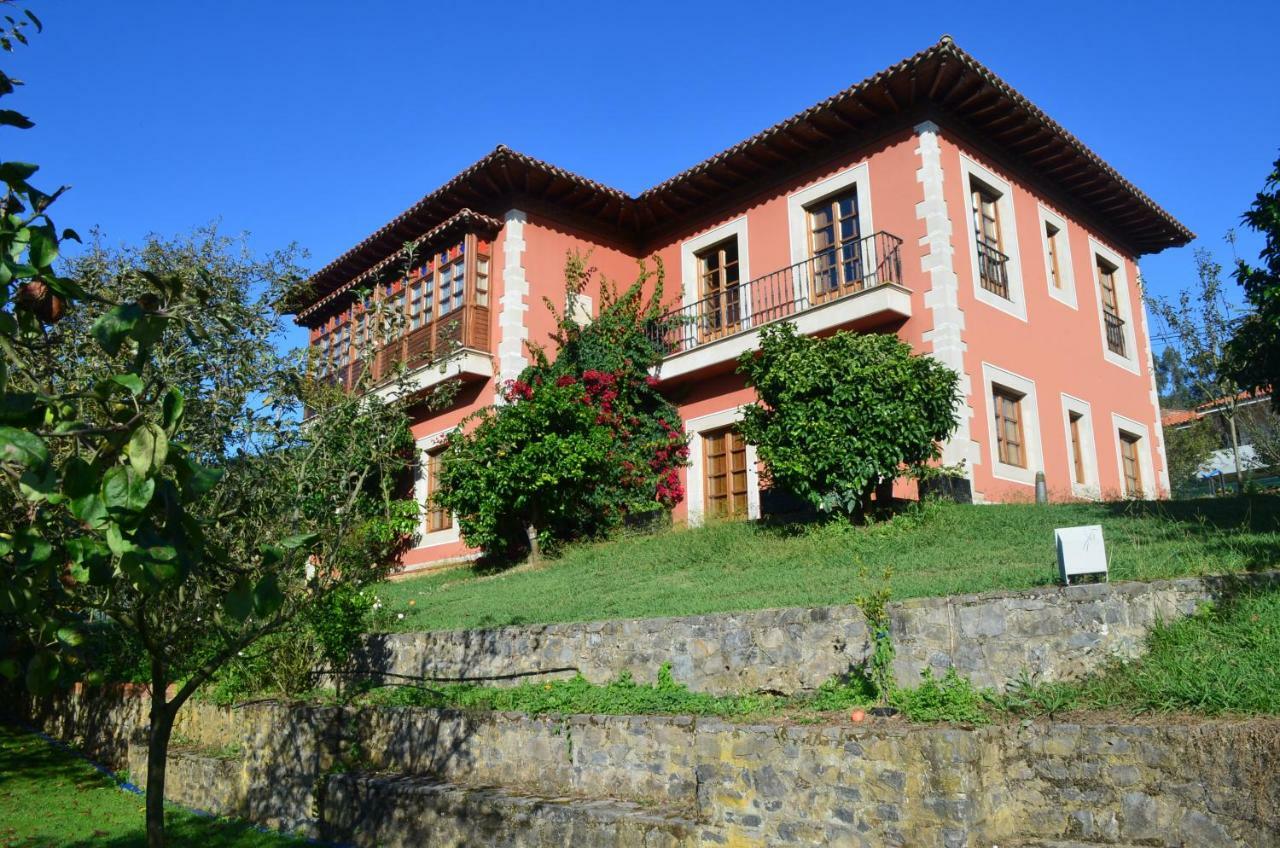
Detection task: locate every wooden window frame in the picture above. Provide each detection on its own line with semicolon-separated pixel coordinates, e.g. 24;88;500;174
695;238;742;341
992;387;1027;469
1119;431;1142;497
1045;221;1063;290
703;425;749;518
424;448;452;533
1068;411;1086;485
805;187;863;303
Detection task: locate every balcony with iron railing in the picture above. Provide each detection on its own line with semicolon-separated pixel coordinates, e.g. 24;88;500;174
975;239;1010;299
1103;310;1127;357
648;231;911;379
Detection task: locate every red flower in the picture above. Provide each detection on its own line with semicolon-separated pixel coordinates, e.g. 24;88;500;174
556;375;577;387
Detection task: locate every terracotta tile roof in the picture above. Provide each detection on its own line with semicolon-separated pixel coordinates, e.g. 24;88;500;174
293;36;1194;323
291;208;503;322
1162;389;1272;427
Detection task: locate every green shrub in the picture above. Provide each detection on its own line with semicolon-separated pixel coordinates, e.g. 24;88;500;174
736;322;960;516
891;668;988;724
435;255;687;560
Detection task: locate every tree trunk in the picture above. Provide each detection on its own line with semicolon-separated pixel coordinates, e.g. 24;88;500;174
1228;414;1245;496
146;669;175;848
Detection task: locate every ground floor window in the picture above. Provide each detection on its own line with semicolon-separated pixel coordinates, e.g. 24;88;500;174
992;386;1026;468
703;426;748;518
425;448;452;532
1119;431;1143;497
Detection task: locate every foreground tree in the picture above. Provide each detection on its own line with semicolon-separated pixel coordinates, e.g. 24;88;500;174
736;323;960;517
1163;416;1219;496
435;255;687;560
1228;153;1280;410
0;15;420;846
1147;249;1249;494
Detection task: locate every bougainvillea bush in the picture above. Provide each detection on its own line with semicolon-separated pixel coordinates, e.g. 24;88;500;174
737;322;960;517
434;255;687;560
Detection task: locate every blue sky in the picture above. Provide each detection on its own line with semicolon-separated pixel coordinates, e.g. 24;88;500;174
7;1;1279;351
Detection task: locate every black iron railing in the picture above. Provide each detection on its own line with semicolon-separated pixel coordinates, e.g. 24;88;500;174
648;231;904;357
976;240;1010;299
1104;311;1126;357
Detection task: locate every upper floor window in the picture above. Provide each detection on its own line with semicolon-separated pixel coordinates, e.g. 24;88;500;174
696;238;741;340
1096;256;1126;357
971;180;1009;299
806;188;864;302
1044;222;1064;291
408;269;434;330
992;386;1026;468
438;253;466;316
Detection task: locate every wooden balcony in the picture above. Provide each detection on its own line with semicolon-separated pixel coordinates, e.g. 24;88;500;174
327;303;492;395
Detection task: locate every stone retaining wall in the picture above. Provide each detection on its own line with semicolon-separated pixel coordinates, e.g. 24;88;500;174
16;692;1280;847
357;571;1279;694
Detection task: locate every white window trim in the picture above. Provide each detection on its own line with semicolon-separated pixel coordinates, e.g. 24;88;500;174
786;162;876;266
981;362;1044;487
685;406;761;526
1060;394;1099;499
680;217;751;317
413;428;460;549
1090;238;1139;375
1111;413;1156;500
1038;204;1077;309
959;155;1027;322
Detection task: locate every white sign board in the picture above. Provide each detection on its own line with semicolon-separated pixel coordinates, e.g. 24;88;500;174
1055;524;1107;585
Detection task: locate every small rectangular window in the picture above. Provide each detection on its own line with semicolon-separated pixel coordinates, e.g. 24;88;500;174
703;426;748;518
1119;431;1142;497
993;387;1026;468
475;256;490;308
425;448;452;532
438;255;465;316
696;239;741;341
1068;411;1086;485
1045;222;1063;290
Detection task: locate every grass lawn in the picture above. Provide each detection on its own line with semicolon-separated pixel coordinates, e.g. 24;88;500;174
0;724;306;848
377;496;1280;633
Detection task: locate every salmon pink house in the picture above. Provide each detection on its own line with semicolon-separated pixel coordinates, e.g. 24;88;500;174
290;38;1192;572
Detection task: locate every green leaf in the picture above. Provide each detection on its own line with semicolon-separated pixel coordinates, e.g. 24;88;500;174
162;387;185;434
55;627;84;647
0;658;19;680
27;225;57;268
0;426;47;468
174;453;221;497
224;576;253;622
104;522;132;557
25;652;58;696
278;532;319;551
110;373;144;395
0;161;37;182
91;303;144;356
252;573;284;619
126;422;168;477
0;109;34;129
258;544;283;567
101;466;155;514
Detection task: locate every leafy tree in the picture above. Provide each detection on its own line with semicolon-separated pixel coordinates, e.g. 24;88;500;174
1147;248;1249;494
1163;417;1218;496
736;322;960;517
1155;347;1198;409
0;15;421;846
1228;154;1280;411
435;254;687;560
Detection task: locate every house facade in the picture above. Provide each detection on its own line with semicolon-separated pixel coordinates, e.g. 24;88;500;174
291;38;1192;572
